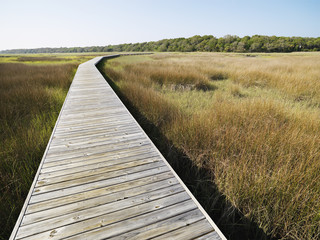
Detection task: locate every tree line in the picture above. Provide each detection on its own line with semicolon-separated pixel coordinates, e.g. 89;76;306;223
1;35;320;54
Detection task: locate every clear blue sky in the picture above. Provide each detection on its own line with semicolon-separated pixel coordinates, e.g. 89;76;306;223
1;0;319;50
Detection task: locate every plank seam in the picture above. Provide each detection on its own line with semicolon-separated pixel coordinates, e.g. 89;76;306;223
22;183;182;227
29;170;172;204
25;177;178;215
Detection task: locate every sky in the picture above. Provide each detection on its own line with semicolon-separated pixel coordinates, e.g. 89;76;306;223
0;0;319;51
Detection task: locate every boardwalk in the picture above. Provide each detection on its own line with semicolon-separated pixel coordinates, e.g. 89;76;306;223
10;55;226;240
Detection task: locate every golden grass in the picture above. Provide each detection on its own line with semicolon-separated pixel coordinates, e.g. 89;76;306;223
0;53;109;65
100;52;320;239
0;53;119;239
0;60;78;239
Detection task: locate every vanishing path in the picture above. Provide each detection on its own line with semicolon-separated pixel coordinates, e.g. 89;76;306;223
10;55;225;240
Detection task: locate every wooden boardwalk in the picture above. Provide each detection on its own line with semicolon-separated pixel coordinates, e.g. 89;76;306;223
10;55;226;240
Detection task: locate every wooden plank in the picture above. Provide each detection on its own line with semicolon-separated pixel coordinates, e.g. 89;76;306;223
52;126;140;143
50;129;140;145
17;192;190;239
44;139;152;160
151;219;214;240
23;179;180;225
53;119;134;133
58;112;128;122
51;128;141;145
62;102;124;110
64;201;199;240
37;156;161;185
44;143;153;163
26;172;175;214
34;160;165;193
50;129;139;146
52;123;137;138
40;151;159;177
49;131;143;150
58;108;127;120
47;132;145;154
57;114;135;129
56;115;134;128
107;209;205;240
194;231;222;240
41;147;157;169
20;185;184;234
55;122;135;134
29;167;170;203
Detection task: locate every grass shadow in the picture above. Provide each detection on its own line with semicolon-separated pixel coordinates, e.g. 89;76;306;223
97;60;272;240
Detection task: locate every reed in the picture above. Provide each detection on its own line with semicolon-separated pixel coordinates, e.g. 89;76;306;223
100;52;320;239
0;61;77;239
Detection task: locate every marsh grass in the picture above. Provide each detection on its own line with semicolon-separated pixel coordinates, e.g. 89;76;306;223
100;52;320;239
0;53;108;65
0;60;79;239
17;56;69;62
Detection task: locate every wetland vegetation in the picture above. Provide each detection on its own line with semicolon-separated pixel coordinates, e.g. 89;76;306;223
99;52;320;240
0;54;105;239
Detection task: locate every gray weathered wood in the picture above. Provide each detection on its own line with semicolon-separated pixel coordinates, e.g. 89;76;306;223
26;172;175;214
107;209;206;240
17;187;187;239
23;179;180;224
151;219;214;240
194;231;222;240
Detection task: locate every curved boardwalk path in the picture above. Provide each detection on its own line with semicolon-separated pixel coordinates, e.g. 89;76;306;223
10;55;226;240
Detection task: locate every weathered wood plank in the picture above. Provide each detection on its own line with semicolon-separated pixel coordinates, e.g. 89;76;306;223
194;231;222;240
56;115;134;127
57;115;131;128
47;132;146;154
53;119;134;133
23;180;180;225
151;219;214;240
51;128;141;145
49;131;143;151
40;152;159;177
107;209;205;240
29;167;171;203
44;143;153;163
34;161;166;193
26;172;175;214
52;124;137;138
17;192;191;239
64;201;199;240
37;156;162;185
45;139;152;160
19;185;185;237
52;122;141;135
41;147;157;169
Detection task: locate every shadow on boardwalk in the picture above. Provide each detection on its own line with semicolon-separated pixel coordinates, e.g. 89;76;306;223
98;62;272;240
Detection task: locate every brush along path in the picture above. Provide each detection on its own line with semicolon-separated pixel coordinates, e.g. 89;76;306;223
10;55;225;240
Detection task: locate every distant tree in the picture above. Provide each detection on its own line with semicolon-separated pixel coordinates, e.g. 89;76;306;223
204;37;217;51
236;42;245;52
158;40;169;52
2;35;320;54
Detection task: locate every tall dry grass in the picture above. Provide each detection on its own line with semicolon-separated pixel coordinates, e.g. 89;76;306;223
0;62;77;239
100;53;320;239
